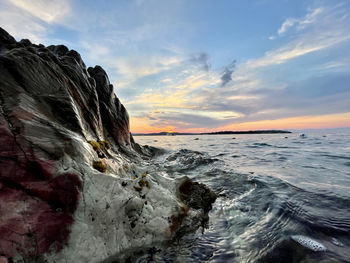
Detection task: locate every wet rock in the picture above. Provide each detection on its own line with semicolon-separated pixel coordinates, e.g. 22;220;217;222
0;27;151;261
47;44;69;56
166;177;217;239
178;177;217;213
19;39;32;47
0;27;216;262
0;27;16;46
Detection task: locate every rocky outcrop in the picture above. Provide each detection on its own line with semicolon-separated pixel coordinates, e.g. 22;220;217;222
0;28;215;262
178;178;217;213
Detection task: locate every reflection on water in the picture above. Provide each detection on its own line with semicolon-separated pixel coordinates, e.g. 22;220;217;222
131;131;350;262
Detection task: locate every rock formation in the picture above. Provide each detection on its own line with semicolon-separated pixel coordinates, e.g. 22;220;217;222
0;27;216;262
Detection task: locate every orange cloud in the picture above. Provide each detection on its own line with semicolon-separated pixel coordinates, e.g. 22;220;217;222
130;116;175;133
215;112;350;131
125;89;193;110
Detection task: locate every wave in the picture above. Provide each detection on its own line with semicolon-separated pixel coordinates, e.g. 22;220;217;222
250;175;350;235
247;142;273;148
134;134;350;263
163;149;220;172
320;154;350;161
247;142;295;149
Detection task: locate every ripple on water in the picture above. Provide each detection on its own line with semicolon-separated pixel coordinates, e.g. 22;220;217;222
247;142;273;148
131;133;350;263
163;149;220;172
320;154;350;161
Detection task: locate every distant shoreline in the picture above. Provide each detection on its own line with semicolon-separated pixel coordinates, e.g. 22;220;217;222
132;130;292;136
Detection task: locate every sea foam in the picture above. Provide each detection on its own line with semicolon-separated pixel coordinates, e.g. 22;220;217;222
291;235;326;251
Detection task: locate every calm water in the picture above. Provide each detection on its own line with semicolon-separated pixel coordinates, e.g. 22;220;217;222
133;131;350;263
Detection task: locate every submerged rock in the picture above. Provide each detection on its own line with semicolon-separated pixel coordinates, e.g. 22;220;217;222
0;28;216;262
178;177;217;213
168;177;217;239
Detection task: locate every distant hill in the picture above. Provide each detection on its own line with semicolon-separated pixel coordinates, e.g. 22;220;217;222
132;130;292;136
205;130;292;135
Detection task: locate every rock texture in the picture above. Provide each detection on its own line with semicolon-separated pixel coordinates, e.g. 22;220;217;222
0;28;215;262
178;178;217;213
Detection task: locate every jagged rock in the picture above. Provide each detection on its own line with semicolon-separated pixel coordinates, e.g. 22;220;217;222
0;27;215;263
178;177;217;213
47;44;69;57
19;39;32;47
0;27;16;45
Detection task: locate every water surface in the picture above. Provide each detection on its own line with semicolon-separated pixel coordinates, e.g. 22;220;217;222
133;131;350;262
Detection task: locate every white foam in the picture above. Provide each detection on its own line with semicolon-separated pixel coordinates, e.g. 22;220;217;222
331;237;344;247
291;235;326;251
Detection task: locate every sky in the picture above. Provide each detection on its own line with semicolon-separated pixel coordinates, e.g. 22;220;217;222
1;0;350;133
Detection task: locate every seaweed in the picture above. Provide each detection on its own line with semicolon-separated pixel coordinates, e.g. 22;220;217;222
88;140;110;151
92;160;107;173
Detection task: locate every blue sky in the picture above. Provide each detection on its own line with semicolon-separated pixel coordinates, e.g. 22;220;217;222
1;0;350;132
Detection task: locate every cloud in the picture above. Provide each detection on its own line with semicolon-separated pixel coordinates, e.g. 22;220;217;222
318;57;350;70
277;7;324;35
0;0;71;43
151;112;229;129
245;37;347;68
110;51;217;102
130;3;350;132
8;0;70;23
220;60;236;87
139;110;242;130
2;0;349;132
189;53;210;71
113;52;213;88
278;18;297;35
245;6;350;69
113;55;184;84
218;112;350;131
0;7;46;43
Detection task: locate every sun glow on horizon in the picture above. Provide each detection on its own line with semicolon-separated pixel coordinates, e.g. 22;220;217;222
130;112;350;133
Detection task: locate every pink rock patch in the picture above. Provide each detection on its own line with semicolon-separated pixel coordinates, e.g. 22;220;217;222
0;117;82;260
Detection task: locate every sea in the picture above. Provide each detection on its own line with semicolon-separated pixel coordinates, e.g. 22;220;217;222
133;129;350;263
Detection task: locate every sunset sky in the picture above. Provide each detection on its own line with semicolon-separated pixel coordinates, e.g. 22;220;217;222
1;0;350;133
